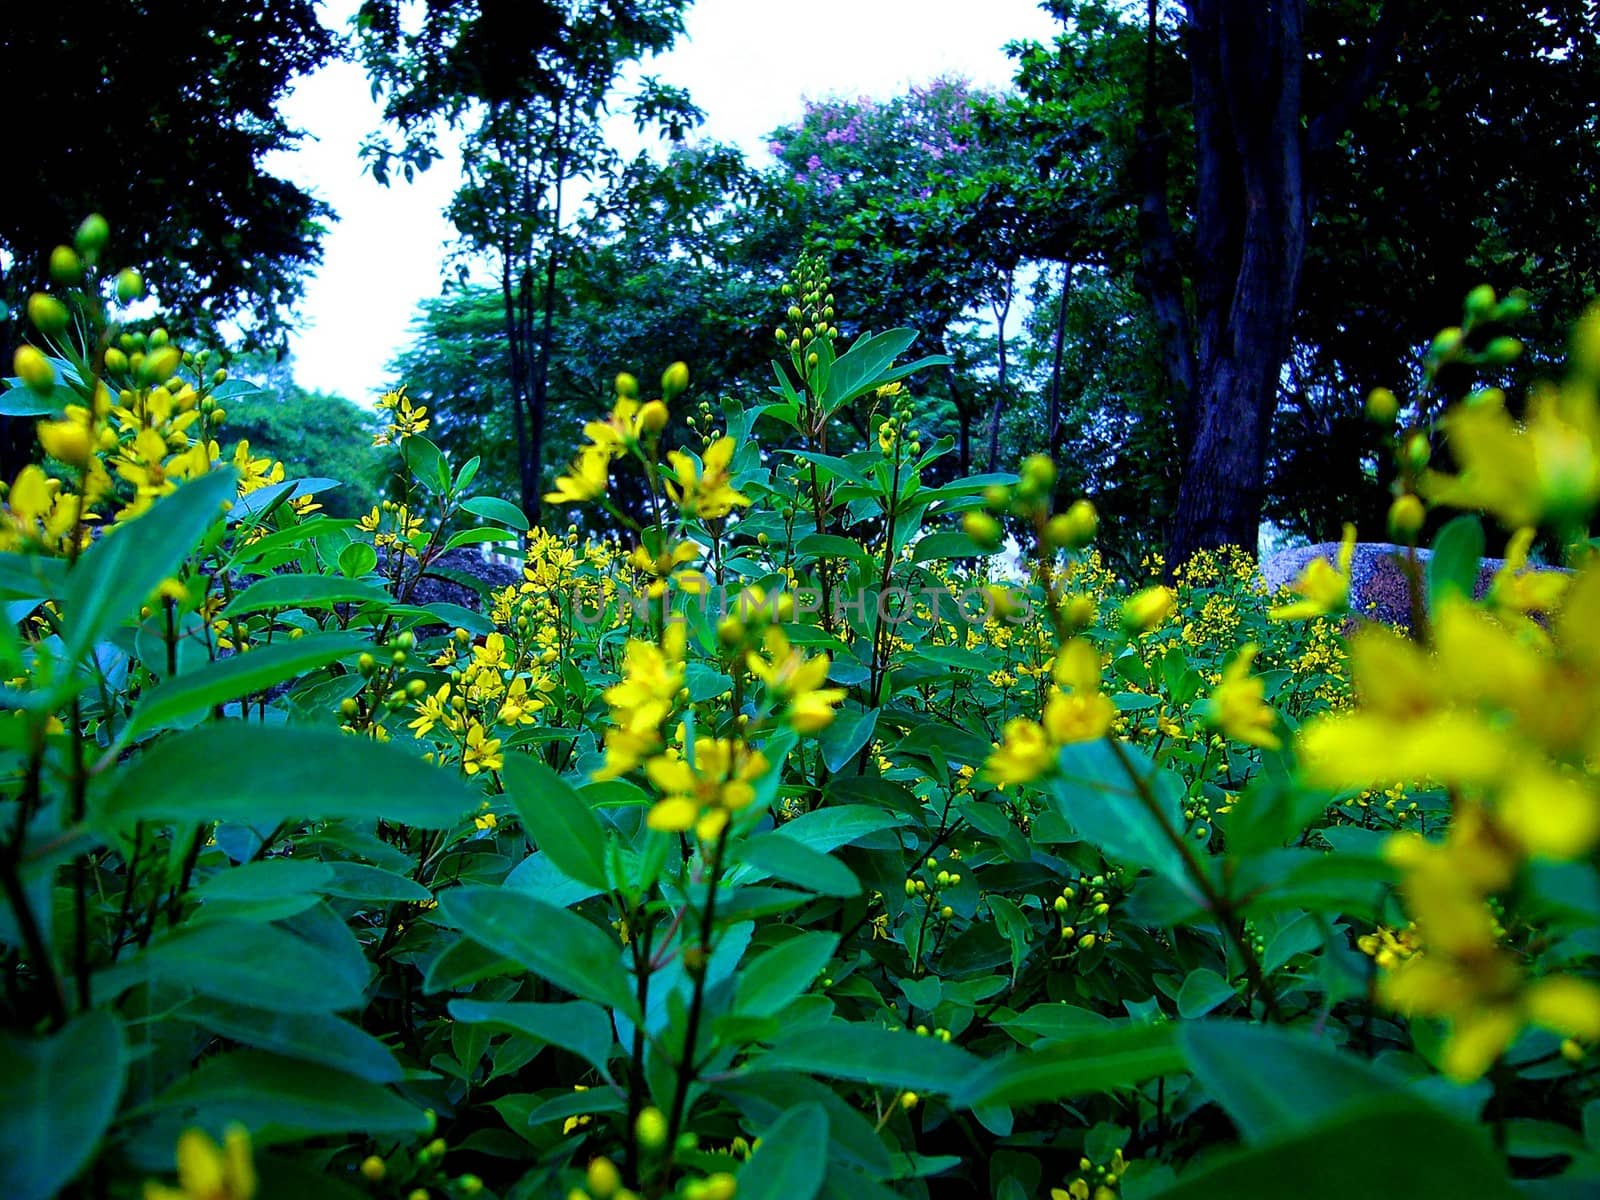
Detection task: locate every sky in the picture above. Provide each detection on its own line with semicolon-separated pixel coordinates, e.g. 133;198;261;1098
265;0;1062;404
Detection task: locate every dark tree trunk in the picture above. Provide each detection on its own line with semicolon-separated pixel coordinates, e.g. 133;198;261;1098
1046;263;1071;454
527;100;569;527
984;269;1014;473
1155;0;1408;569
1168;0;1308;567
1133;0;1197;459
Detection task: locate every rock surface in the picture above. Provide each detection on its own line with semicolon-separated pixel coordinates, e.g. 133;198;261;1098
1260;541;1517;627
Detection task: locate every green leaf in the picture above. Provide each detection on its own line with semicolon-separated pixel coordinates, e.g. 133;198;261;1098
196;859;335;902
221;574;389;616
739;834;862;897
0;1011;126;1200
1427;515;1485;612
446;999;614;1075
102;919;369;1013
738;1103;830;1200
61;468;236;663
1178;1021;1406;1143
94;724;480;832
1176;969;1234;1019
753;1022;980;1093
402;434;447;493
955;1022;1180;1109
1146;1098;1514;1199
338;542;379;578
772;806;900;854
502;757;610;891
438;886;636;1018
154;1051;430;1136
1047;743;1202;903
911;531;989;563
176;999;403;1084
734;933;839;1018
821;328;917;412
122;630;369;739
461;494;531;531
817;706;877;773
321;862;431;903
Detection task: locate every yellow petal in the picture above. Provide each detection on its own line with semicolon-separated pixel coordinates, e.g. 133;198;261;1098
1524;975;1600;1041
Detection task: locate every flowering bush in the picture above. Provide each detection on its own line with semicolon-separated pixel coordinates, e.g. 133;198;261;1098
2;224;1598;1200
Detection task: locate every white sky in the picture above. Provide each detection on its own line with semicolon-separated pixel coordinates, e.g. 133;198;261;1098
266;0;1061;403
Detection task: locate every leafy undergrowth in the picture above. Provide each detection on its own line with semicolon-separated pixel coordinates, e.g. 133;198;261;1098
2;230;1599;1200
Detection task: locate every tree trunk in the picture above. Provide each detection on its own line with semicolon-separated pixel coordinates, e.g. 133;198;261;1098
1167;0;1308;567
527;100;569;527
984;269;1014;473
1046;263;1071;454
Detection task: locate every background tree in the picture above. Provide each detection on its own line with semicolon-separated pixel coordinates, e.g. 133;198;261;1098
356;0;697;520
0;0;338;473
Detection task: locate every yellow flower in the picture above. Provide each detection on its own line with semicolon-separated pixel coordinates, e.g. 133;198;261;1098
644;736;770;841
1209;643;1280;749
545;445;611;505
745;626;847;732
1488;527;1568;620
594;629;687;780
372;386;429;447
409;683;458;737
985;718;1056;787
1269;524;1356;620
1121;584;1176;632
496;677;544;726
144;1125;256;1200
665;436;749;520
462;722;503;776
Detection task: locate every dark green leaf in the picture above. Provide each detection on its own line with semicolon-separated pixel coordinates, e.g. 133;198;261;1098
1427;515;1485;612
122;631;368;738
502;757;610;891
94;724;480;832
61;468;236;663
220;574;389;616
438;886;636;1017
0;1011;126;1200
447;999;614;1074
956;1022;1180;1109
154;1051;430;1135
734;933;838;1018
739;834;862;897
461;495;531;531
737;1103;829;1200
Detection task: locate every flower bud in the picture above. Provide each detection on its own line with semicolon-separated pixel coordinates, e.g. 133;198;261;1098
27;293;70;337
14;346;55;396
661;361;690;400
359;1156;386;1181
1387;494;1425;540
49;245;82;284
1048;499;1098;549
1401;432;1431;471
1482;336;1522;366
615;372;639;398
37;419;93;467
104;347;128;374
1019;454;1056;498
636;1106;669;1151
139;345;182;386
963;511;1002;550
586;1158;621;1200
75;213;110;257
639;400;669;434
1365;387;1398;424
1464;283;1497;323
115;268;145;303
1121;585;1176;633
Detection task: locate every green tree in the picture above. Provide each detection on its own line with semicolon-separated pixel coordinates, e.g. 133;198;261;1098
223;357;384;518
356;0;697;520
0;0;338;472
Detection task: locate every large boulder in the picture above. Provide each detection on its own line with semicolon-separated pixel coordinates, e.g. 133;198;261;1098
1260;540;1538;627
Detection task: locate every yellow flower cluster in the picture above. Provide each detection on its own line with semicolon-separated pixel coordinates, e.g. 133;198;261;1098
372;385;429;447
985;639;1116;786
